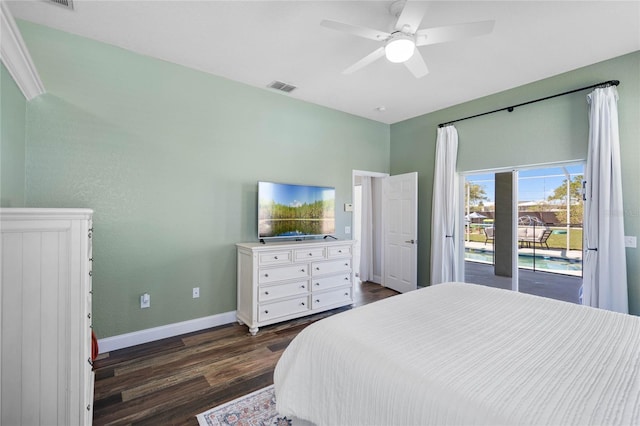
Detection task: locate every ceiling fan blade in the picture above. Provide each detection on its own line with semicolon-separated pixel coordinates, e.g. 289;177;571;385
395;0;429;33
321;19;390;41
343;47;386;75
403;50;429;78
416;20;495;46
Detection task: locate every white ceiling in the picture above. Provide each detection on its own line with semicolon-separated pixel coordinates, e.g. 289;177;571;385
7;1;640;124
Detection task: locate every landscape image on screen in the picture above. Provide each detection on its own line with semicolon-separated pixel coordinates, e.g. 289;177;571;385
258;182;335;238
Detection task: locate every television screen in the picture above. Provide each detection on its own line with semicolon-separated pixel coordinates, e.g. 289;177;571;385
258;181;336;239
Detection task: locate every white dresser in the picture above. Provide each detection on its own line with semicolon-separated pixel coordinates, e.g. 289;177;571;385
236;240;355;335
1;208;94;426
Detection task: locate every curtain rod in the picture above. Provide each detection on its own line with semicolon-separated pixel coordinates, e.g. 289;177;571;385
438;79;620;128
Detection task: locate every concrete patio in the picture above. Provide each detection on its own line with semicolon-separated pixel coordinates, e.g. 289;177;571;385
464;260;582;304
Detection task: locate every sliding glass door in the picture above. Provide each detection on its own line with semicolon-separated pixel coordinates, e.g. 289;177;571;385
462;171;518;292
462;162;584;303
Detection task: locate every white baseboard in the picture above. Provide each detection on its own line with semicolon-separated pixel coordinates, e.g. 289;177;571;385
98;310;237;353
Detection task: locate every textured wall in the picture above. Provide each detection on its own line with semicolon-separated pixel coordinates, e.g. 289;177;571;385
19;21;390;338
1;64;27;207
390;51;640;314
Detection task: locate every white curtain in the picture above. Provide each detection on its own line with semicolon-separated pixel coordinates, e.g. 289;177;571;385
431;125;460;284
359;176;374;282
582;86;628;313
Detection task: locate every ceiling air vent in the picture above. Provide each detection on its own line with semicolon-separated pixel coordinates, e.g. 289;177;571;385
267;81;297;93
46;0;74;10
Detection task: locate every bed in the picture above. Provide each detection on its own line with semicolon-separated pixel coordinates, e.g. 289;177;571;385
273;282;640;425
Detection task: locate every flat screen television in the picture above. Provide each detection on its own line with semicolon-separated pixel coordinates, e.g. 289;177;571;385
258;181;336;239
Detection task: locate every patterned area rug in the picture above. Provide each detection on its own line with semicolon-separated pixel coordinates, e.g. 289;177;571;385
196;385;294;426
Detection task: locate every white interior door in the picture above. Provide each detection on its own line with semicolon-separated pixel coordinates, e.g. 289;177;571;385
383;172;418;293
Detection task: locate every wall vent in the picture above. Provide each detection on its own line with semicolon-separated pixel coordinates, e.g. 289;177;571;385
267;81;297;93
46;0;74;10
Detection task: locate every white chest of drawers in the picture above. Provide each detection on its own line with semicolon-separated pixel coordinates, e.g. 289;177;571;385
1;208;94;426
236;240;355;335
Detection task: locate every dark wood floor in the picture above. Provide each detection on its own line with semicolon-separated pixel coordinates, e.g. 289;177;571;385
92;281;399;426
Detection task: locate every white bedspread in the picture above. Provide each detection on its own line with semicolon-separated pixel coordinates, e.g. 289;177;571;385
274;282;640;425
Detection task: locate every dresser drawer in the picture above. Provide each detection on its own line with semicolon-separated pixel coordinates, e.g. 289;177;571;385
258;264;310;284
312;288;352;310
327;245;352;258
294;247;325;262
312;259;351;276
259;251;292;266
259;280;309;302
259;296;309;322
312;274;351;292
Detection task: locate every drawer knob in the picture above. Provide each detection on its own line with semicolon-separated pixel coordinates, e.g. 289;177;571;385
344;277;349;280
345;292;349;296
308;252;313;256
315;283;320;286
301;285;305;289
344;263;349;266
301;268;305;272
338;250;342;253
315;267;320;270
274;256;278;260
315;299;320;303
264;273;269;277
301;302;305;306
265;291;269;295
87;313;91;319
264;310;269;314
87;404;91;411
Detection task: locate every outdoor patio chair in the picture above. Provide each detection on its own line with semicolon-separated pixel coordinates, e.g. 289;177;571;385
519;227;553;249
483;227;494;245
536;229;553;249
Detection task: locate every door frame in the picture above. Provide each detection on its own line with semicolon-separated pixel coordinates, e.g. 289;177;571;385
352;170;389;285
459;168;519;291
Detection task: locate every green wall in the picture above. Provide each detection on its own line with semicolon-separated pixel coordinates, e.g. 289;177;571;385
390;51;640;314
7;18;639;339
18;21;390;338
1;63;27;207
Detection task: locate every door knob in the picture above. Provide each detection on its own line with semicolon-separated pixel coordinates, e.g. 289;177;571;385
405;239;417;244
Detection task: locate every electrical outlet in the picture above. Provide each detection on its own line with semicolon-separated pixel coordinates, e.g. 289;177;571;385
140;293;150;309
193;287;200;298
624;236;637;248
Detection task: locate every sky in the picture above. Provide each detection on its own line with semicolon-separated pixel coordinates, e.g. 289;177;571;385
466;164;584;204
258;182;335;207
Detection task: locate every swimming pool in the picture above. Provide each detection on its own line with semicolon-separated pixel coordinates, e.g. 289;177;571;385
465;248;582;275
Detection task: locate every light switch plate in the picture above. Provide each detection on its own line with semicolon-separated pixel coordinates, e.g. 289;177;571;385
345;226;351;234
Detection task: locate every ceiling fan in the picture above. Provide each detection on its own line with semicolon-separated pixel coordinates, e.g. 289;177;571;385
321;0;495;78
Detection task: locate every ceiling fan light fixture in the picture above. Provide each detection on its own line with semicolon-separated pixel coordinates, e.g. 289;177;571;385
385;35;415;63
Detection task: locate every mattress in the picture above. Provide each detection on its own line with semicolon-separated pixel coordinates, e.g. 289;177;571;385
274;282;640;425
